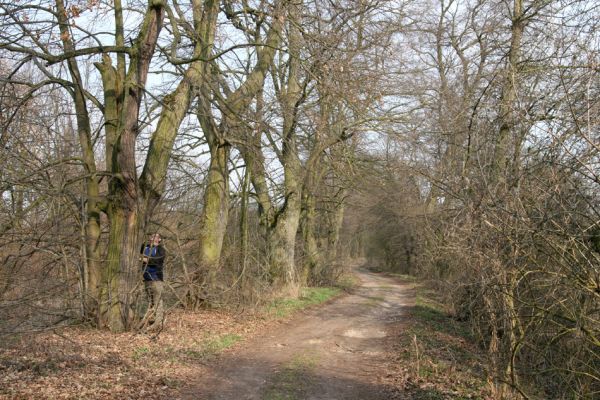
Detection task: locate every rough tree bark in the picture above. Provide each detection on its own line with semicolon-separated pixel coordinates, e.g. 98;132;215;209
55;0;103;321
95;0;165;331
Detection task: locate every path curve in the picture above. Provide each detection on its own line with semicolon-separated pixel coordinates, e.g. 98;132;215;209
182;269;413;400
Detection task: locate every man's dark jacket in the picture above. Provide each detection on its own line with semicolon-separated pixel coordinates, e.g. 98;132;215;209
140;243;166;281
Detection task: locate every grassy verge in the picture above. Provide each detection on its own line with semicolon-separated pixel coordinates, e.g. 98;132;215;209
389;281;491;399
266;287;341;318
335;273;361;291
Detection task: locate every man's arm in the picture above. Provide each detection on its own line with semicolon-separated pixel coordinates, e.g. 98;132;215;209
155;246;166;265
140;243;149;264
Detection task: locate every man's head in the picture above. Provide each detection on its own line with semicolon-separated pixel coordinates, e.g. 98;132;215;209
150;233;161;245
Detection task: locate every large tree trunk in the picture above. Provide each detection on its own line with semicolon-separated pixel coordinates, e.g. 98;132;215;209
240;132;273;232
270;160;302;290
325;187;346;265
95;1;165;331
268;0;304;293
82;180;102;321
300;183;318;286
489;1;525;389
55;0;103;322
198;134;230;287
300;160;327;285
102;203;140;331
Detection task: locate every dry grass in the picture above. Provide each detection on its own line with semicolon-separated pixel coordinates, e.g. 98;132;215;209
379;280;493;400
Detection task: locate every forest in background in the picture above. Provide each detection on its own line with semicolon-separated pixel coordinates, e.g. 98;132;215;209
0;0;598;398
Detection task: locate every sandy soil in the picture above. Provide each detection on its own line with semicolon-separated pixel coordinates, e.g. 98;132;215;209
182;269;414;400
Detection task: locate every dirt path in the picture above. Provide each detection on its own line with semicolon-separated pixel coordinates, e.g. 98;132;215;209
182;270;413;400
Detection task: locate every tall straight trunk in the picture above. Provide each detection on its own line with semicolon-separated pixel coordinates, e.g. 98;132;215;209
326;188;346;264
270;160;302;289
82;180;102;319
240;89;273;232
298;85;343;284
299;85;328;285
488;0;524;388
484;268;521;398
503;271;520;389
269;0;303;291
198;134;230;284
239;136;273;232
300;158;329;285
102;204;140;331
96;56;122;329
55;0;103;321
300;179;318;286
484;292;503;397
103;100;143;331
240;164;250;273
492;0;524;186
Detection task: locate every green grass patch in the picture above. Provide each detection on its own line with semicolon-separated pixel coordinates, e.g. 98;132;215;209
416;289;443;308
132;346;150;361
363;294;386;307
262;352;319;400
289;353;319;369
267;287;340;318
143;333;243;364
202;333;242;355
179;333;243;360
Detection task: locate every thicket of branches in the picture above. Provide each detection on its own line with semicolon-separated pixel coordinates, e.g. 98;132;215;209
355;0;600;398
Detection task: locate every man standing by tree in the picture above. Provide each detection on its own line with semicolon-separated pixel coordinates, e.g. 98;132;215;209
139;233;166;329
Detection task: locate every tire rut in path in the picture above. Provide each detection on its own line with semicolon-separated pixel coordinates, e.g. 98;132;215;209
182;270;413;400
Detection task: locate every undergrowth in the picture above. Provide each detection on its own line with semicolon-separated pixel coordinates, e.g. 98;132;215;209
391;281;491;399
